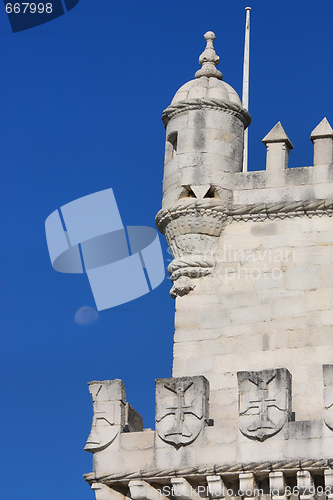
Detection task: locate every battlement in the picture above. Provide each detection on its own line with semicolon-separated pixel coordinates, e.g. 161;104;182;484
234;118;333;205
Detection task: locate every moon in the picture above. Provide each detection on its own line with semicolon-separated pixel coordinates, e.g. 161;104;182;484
75;306;99;326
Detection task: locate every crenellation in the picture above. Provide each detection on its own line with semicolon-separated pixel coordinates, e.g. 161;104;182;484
311;118;333;166
262;122;293;187
233;118;332;206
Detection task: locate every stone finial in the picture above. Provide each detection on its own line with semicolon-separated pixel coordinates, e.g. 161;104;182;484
310;117;333;166
195;31;223;80
262;121;293;150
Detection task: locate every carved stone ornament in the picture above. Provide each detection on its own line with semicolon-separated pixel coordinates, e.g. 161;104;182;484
194;31;222;80
156;198;227;298
155;376;209;448
162;98;251;128
85;380;125;453
170;275;196;299
323;364;333;431
237;368;292;442
230;199;332;222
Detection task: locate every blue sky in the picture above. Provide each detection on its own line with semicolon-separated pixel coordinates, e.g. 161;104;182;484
0;1;332;499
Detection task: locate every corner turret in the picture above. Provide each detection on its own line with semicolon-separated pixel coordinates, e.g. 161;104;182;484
160;31;251;208
157;32;251;298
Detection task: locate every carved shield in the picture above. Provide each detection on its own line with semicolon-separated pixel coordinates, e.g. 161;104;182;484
84;380;125;453
323;364;333;431
155;376;209;447
237;368;292;442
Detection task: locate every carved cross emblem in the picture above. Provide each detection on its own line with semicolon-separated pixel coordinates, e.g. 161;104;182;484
237;368;292;441
164;380;193;438
155;376;209;448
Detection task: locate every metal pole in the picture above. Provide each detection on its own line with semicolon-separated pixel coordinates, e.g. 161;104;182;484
242;7;251;172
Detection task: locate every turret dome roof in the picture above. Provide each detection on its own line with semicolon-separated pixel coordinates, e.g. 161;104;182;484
170;31;242;107
170;76;241;106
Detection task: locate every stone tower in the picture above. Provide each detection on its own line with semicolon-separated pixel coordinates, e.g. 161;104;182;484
84;31;333;500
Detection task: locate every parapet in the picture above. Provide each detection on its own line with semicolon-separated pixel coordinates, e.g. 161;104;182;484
84;369;333;499
234;118;333;205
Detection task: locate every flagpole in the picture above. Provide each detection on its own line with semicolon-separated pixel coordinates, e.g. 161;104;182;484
242;7;251;172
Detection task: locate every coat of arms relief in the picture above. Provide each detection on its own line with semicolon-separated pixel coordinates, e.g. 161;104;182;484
85;379;143;455
323;364;333;431
155;376;209;448
84;379;126;453
237;368;292;441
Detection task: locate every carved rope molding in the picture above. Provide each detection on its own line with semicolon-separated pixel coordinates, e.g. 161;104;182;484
161;98;251;128
230;199;333;222
168;257;213;283
156;198;332;297
156;199;333;235
84;458;333;485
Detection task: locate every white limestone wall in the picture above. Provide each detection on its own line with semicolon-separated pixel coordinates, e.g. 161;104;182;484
172;215;333;425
